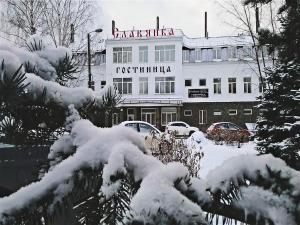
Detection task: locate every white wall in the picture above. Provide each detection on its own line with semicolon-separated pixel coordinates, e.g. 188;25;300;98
105;36;183;101
182;61;261;102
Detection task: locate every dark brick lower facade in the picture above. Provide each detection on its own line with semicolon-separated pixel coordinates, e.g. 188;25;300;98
116;101;259;132
181;101;259;131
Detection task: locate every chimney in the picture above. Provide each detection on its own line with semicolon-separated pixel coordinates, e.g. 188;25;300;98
205;12;208;38
156;16;159;30
255;6;260;33
112;20;115;35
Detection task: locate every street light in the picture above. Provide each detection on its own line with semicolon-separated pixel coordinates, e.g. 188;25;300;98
87;28;103;90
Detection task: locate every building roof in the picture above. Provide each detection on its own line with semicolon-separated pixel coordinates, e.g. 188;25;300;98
182;35;254;49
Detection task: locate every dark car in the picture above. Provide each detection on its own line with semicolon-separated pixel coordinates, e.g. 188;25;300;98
206;122;252;142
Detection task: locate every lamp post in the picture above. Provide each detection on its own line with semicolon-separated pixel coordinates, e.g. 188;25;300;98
87;28;103;90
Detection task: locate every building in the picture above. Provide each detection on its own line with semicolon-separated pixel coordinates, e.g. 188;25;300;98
93;27;269;131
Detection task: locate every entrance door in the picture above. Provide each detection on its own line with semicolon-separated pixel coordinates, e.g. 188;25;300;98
141;108;156;125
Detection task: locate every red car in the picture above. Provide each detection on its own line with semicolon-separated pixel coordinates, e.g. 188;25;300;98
206;122;252;142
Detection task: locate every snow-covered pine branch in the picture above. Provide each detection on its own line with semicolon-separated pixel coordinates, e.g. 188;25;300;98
0;106;298;225
0;37;105;109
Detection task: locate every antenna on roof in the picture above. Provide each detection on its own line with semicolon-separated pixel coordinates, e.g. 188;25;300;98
112;20;115;35
205;12;208;39
156;16;160;30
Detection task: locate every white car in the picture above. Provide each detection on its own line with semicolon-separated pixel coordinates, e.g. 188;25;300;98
165;121;199;136
119;121;163;151
119;121;162;138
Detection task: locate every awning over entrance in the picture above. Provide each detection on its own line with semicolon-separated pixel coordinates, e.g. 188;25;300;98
119;98;183;107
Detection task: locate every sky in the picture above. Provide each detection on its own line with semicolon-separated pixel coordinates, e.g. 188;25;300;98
95;0;241;39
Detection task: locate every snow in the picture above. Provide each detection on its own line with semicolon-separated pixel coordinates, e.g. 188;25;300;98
234;186;296;225
205;153;300;197
0;116;298;224
0;41;57;81
187;132;258;179
128;163;206;225
25;73;104;108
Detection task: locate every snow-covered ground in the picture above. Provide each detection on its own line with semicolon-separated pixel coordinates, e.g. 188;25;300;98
189;132;258;178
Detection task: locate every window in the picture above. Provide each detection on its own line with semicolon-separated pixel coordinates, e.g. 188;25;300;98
260;45;269;59
112;113;119;125
155;45;175;62
244;109;253;115
259;79;266;93
199;110;207;124
213;48;222;60
113;47;132;63
127;108;135;121
244;46;253;59
213;78;221;94
185;79;192;87
113;78;132;94
229;47;237;59
199;79;206;86
141;108;156;125
228;78;236;94
221;47;229;60
228;109;237;115
161;107;177;126
201;48;213;62
100;81;106;89
195;48;202;61
184;110;192;116
237;46;244;59
213;111;222;116
139;77;148;94
139;46;148;63
155;77;175;94
183;50;190;62
244;77;252;93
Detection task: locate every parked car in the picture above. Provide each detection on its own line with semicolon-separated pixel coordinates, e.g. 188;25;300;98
119;121;163;151
165;121;199;136
119;121;162;138
206;122;252;142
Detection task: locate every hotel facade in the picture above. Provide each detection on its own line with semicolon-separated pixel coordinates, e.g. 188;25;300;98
91;28;267;131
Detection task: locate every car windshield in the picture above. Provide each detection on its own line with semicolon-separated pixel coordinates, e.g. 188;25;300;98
228;123;240;130
125;123;138;132
217;123;228;129
171;123;186;127
139;123;155;134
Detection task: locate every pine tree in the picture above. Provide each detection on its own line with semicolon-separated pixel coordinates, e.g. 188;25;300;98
0;38;82;145
245;0;300;169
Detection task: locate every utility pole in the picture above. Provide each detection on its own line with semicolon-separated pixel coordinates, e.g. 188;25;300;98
87;28;103;90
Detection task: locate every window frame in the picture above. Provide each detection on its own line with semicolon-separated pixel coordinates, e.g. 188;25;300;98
199;110;207;124
113;77;133;95
228;109;238;116
244;77;252;93
185;79;192;87
155;45;175;63
228;77;237;94
184;110;192;116
139;77;148;95
113;47;132;64
155;77;175;94
139;46;148;63
199;79;206;86
243;109;253;115
213;78;222;94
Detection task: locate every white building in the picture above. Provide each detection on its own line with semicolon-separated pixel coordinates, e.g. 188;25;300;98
94;28;267;130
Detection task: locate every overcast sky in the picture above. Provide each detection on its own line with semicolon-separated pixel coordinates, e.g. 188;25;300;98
95;0;240;39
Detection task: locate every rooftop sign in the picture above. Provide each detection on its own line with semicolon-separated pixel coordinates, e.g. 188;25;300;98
113;28;175;39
